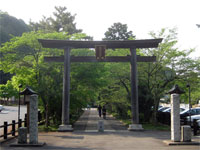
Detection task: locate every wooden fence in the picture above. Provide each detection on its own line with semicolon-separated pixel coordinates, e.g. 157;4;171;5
0;113;44;142
0;119;26;140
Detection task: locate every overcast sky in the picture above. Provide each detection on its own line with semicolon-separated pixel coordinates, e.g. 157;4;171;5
1;0;200;58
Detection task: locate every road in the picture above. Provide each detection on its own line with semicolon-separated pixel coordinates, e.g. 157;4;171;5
0;105;27;134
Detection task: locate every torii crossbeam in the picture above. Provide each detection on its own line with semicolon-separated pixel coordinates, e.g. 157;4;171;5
38;39;162;131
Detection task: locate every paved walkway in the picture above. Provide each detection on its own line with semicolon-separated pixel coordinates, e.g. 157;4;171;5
1;108;200;150
73;108;127;131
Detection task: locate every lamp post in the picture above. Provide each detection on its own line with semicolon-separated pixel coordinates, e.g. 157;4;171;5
186;84;191;126
18;84;22;123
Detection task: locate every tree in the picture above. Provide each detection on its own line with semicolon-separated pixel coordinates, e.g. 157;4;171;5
0;31;105;127
29;6;82;35
103;22;135;40
138;28;200;123
99;23;135;120
100;27;200;124
0;11;30;45
0;80;18;100
0;31;69;126
0;11;30;84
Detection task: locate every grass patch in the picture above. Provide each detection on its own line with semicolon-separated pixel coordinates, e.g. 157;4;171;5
120;119;131;126
142;123;170;131
38;110;84;132
111;112;170;131
120;120;170;131
38;124;59;132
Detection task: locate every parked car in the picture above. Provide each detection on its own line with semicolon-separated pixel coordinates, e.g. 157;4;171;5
197;120;200;127
158;107;170;112
163;107;185;113
0;105;3;112
186;114;200;126
180;107;200;119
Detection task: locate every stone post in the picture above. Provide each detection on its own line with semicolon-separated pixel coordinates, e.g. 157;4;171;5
18;127;27;144
171;94;180;142
167;85;184;142
98;120;104;132
29;94;38;144
181;125;191;142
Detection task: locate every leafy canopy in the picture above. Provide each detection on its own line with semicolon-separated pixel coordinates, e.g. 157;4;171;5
29;6;82;35
103;22;135;40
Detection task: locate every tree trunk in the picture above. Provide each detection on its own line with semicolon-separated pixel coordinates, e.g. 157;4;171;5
45;103;49;127
152;97;160;124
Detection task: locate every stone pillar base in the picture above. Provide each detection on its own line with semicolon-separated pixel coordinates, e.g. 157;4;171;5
128;124;144;131
181;125;191;142
98;120;104;132
58;124;73;132
10;142;45;147
18;127;27;144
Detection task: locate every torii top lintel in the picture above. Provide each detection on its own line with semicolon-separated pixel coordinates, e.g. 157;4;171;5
38;39;162;49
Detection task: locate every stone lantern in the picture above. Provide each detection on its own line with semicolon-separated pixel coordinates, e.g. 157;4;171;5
20;87;37;131
10;87;45;146
167;84;184;95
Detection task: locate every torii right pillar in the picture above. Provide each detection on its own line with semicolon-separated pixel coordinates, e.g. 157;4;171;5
128;47;144;131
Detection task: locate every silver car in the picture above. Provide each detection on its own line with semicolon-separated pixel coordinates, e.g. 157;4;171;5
186;114;200;122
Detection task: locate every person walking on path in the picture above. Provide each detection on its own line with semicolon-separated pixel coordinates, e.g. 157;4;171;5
102;105;106;119
97;105;102;117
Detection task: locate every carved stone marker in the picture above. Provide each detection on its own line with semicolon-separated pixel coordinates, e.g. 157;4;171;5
98;120;104;132
29;94;38;144
168;85;184;142
18;127;27;144
171;94;181;142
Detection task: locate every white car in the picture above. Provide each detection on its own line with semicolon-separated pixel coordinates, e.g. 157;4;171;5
186;114;200;123
0;105;3;112
197;120;200;127
162;107;185;113
158;107;170;112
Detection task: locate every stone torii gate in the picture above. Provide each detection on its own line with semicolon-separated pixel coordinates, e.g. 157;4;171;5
38;39;162;131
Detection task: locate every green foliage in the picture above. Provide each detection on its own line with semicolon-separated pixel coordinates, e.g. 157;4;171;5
0;11;30;45
138;28;200;123
38;124;59;132
103;22;135;40
0;31;73;125
97;49;132;120
0;11;30;84
0;30;106;126
100;27;200;124
99;23;135;119
0;80;18;99
1;17;199;128
29;6;82;35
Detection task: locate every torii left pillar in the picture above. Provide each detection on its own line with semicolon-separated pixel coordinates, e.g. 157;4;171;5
128;47;143;131
58;47;73;131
